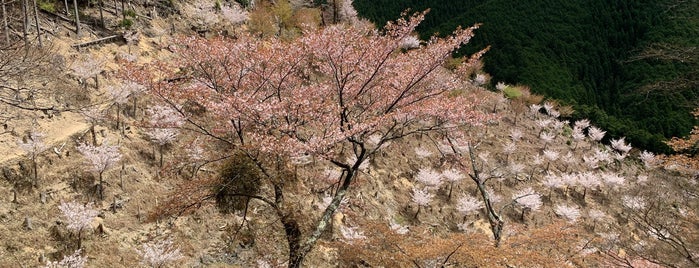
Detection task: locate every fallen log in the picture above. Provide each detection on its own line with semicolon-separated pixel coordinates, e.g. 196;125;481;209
71;34;122;48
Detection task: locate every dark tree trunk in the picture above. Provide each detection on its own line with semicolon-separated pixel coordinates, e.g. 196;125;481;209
98;170;104;200
90;124;97;146
98;0;104;27
63;0;68;16
282;214;302;268
72;0;79;36
468;143;505;245
158;144;164;168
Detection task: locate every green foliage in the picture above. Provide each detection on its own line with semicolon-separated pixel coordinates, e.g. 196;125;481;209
235;0;252;9
123;9;137;18
118;19;133;29
355;0;699;153
214;153;263;214
503;86;521;99
38;0;56;13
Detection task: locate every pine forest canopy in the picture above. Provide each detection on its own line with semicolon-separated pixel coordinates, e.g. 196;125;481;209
354;0;699;153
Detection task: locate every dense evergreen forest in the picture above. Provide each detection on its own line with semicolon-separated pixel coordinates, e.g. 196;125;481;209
354;0;699;152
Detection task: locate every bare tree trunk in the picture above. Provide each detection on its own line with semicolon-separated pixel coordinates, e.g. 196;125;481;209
98;0;104;27
2;0;9;45
22;0;29;47
63;0;68;16
98;170;104;200
121;0;125;21
468;143;505;245
90;124;97;146
31;155;38;187
332;0;338;23
72;0;79;36
31;0;41;46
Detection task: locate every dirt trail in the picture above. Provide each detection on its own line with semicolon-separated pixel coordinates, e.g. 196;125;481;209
0;112;88;165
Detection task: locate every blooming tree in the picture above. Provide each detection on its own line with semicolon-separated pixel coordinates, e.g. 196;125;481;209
415;168;443;189
136;238;183;268
17;131;47;186
442;168;465;199
145;105;185;167
76;140;122;200
79;106;105;146
70;55;104;90
42;249;87;268
411;187;433;218
58;201;99;249
125;10;490;267
456;195;483;217
554;204;581;223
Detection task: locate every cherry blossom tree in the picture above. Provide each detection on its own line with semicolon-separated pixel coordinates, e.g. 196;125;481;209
145;105;184;167
415;168;443;189
512;187;542;221
456;195;483;218
554;204;581;223
17;130;47;187
136;238;183;268
70;55;104;90
125;10;490;267
588;126;606;144
411;187;433;219
442;168;465;200
58;201;99;249
41;249;87;268
76;140;122;200
79;106;105;146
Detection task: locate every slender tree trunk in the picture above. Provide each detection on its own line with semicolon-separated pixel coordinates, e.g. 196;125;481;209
63;0;68;16
468;143;504;245
158;144;163;168
98;170;104;200
22;0;29;47
121;0;125;21
115;103;120;130
32;156;38;187
31;0;40;46
332;0;338;23
77;229;82;249
73;0;79;36
98;0;104;27
2;0;9;45
131;96;137;119
90;124;97;146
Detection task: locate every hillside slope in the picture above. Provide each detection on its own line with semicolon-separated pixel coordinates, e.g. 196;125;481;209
0;1;697;267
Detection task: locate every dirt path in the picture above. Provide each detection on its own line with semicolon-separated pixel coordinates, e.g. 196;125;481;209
0;112;88;165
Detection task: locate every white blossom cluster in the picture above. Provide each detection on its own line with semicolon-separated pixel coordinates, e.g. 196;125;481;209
42;249;87;268
340;225;366;243
136;238;183;268
58;201;98;232
76;140;122;173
